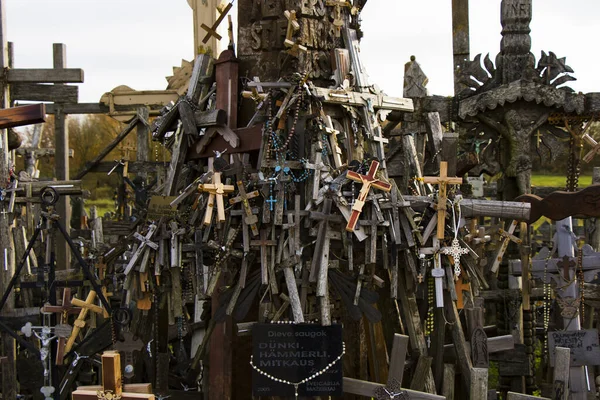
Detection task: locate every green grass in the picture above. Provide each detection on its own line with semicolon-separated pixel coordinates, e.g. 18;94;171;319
531;174;591;188
85;198;114;218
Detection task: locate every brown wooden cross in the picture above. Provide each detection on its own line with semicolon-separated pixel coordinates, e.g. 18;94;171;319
422;161;463;239
320;113;344;169
229;180;260;236
71;351;154;399
41;288;81;365
490;220;521;274
201;2;233;43
346;160;392;232
283;9;307;56
65;291;104;354
251;228;277;286
454;276;472;310
198;171;235;225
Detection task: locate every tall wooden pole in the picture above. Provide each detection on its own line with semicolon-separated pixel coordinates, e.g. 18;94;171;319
452;0;470;96
187;0;222;56
53;43;71;270
0;1;16;398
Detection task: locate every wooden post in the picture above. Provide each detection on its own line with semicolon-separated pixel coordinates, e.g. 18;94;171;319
442;364;455;400
188;0;220;55
0;3;15;399
553;347;570;400
452;0;470;95
215;47;238;129
470;367;488;400
136;107;150;181
53;43;71;270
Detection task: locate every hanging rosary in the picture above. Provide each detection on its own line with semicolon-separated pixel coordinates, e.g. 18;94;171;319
250;342;346;399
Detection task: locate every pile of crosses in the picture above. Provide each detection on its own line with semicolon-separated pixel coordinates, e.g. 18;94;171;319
4;0;600;400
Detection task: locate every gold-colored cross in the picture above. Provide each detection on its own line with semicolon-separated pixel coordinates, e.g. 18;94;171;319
422;161;463;239
326;0;351;37
283;10;307;57
65;291;104;354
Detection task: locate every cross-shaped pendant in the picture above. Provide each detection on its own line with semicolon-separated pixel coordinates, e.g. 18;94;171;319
442;238;469;279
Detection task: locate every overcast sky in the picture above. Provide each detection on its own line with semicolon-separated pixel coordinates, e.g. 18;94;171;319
5;0;600;104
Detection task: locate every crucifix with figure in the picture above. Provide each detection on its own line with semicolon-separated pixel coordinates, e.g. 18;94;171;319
346;160;392;232
423;161;462;239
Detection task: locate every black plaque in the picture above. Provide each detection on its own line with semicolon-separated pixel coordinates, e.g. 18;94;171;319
252;323;343;397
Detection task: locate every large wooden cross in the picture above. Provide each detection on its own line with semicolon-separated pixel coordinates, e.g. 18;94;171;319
229;180;260;236
422;161;463;239
65;291;104;354
346;160;392;232
71;351;154;399
343;334;444;399
201;2;233;43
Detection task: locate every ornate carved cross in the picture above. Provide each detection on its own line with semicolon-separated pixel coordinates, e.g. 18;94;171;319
346;160;392;232
422;161;463;239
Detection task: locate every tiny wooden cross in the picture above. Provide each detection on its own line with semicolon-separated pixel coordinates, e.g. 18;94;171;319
422;161;462;239
201;2;233;43
251;228;277;286
229;180;260;236
490;220;521;274
198;171;235;225
65;291;104;354
71;351;154;399
346;160;392;232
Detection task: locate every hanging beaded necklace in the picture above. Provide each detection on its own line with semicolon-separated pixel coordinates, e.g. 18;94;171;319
250;342;346;399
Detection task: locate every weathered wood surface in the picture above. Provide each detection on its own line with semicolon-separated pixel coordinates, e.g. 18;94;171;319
443;334;514;360
11;83;77;103
506;392;550;400
404;196;530;220
553;347;570;400
516;185;600;223
0;104;45;129
470;368;488;400
442;364;455;400
7;67;84;83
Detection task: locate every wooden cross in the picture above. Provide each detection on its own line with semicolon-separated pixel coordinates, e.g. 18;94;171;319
346;160;392;232
201;2;233;43
557;255;576;283
379;183;411;246
65;291;104;354
124;224;158;275
325;0;351;37
250;228;277;286
422;161;463;239
283;10;307;57
41;288;81;365
198;171;235;225
359;204;390;266
310;198;344;295
229;180;260;236
490;220;521;274
71;351;154;399
304;149;331;201
344;334;444;399
320;113;344;169
454;276;471;310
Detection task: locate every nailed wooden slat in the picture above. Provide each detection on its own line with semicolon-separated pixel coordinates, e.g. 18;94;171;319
0;103;45;129
11;83;77;103
7;68;84;83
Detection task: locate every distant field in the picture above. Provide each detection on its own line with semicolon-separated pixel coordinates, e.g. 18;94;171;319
531;174;592;188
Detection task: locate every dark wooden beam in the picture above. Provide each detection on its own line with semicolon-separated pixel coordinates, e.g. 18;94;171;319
7;68;84;83
11;83;78;103
0;103;45;129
